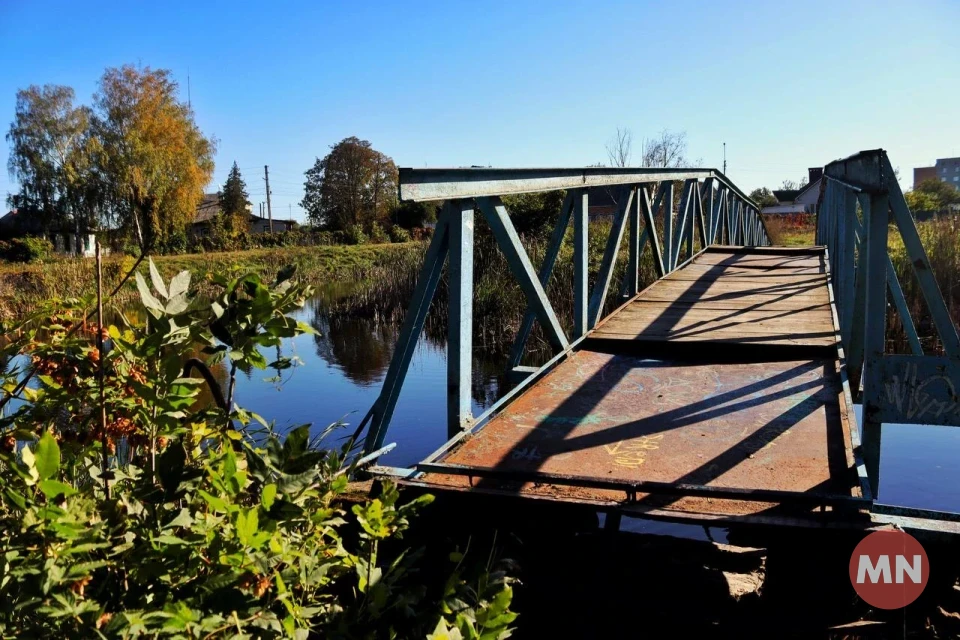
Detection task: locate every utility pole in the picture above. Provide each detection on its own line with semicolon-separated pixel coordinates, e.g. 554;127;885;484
264;165;273;232
723;142;727;174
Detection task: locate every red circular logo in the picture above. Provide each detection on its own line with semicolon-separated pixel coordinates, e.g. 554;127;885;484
849;530;928;609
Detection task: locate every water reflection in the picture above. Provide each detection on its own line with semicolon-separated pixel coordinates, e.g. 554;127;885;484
227;283;512;466
310;311;399;386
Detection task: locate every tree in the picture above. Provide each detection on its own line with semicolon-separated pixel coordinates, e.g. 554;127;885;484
780;176;808;191
641;130;690;168
92;65;216;249
218;162;249;235
605;127;632;167
749;187;778;207
392;200;437;229
300;137;397;230
6;85;96;234
906;179;960;213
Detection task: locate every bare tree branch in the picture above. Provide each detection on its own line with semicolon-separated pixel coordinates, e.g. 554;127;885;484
605;127;633;168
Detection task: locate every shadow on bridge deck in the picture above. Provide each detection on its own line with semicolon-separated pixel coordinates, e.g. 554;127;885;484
404;246;867;529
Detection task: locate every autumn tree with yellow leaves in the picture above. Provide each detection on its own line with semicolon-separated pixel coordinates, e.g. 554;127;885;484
91;65;216;249
6;65;216;250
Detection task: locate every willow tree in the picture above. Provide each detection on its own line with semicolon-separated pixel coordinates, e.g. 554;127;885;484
92;65;215;249
5;85;97;233
300;137;397;230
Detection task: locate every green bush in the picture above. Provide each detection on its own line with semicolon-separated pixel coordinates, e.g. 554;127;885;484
369;222;389;245
0;261;516;638
0;236;54;263
389;226;411;243
345;224;368;245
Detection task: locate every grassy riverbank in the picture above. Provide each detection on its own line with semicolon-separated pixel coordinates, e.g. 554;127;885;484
0;243;426;320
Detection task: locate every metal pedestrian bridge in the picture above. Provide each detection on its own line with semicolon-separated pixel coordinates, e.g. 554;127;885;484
357;149;960;536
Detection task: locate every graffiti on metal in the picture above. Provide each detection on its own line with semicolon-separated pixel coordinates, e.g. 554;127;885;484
604;434;663;469
874;355;960;426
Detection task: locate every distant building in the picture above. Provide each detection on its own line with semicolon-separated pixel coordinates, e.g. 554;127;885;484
913;157;960;190
914;166;937;187
761;168;823;215
0;208;97;257
191;193;296;236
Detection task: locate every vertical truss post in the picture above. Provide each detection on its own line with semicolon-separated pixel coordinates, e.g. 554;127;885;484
701;178;715;246
861;192;889;497
737;197;747;245
837;186;853;305
573;188;589;338
364;210;451;452
508;192;574;369
478;197;569;352
727;197;735;245
730;196;740;244
671;179;694;270
589;186;634;326
847;193;869;396
714;188;726;244
641;185;666;278
697;179;710;249
447;199;474;437
626;186;641;296
662;181;675;273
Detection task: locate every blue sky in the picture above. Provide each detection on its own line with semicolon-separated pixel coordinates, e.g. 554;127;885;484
1;0;958;221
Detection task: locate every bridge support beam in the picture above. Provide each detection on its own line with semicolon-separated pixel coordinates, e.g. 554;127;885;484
860;192;889;497
364;209;451;452
642;185;666;278
573;189;589;337
508;192;574;369
447;199;474;436
589;187;633;327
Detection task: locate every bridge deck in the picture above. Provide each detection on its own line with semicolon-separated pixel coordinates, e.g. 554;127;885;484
589;247;836;355
404;247;865;527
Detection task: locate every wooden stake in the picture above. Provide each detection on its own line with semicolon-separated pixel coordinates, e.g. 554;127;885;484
96;241;111;500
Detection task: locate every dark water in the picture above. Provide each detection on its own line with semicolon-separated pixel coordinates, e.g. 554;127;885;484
231;287;960;516
230;286;515;468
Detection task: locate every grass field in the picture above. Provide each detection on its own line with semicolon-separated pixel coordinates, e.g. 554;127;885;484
0;242;424;320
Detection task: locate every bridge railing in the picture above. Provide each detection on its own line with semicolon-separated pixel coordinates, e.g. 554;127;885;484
818;149;960;498
359;166;768;454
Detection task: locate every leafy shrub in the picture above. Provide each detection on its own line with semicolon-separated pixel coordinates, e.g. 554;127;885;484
389;226;411;243
369;222;389;245
344;224;368;245
0;260;516;638
0;236;54;262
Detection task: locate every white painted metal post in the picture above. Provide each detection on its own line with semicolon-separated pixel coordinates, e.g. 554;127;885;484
627;186;641;295
447;199;474;436
574;189;589;337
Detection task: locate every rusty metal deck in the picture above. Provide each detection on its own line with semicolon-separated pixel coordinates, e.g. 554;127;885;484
401;246;865;527
589;247;837;355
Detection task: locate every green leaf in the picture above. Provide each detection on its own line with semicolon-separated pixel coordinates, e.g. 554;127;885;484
38;479;77;499
34;432;60;480
236;508;259;546
20;445;39;484
5;489;27;510
275;264;296;285
261;483;277;509
165;295;189;315
135;272;165;312
198;489;229;513
168;270;191;299
149;258;169;299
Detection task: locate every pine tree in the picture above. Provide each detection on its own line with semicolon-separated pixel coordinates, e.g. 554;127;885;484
218;161;249;236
